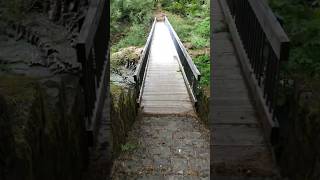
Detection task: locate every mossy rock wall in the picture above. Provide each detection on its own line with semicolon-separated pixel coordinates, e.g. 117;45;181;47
110;86;138;158
0;75;87;180
277;84;320;180
196;88;209;127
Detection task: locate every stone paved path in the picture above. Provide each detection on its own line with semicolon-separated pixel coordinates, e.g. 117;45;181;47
111;115;210;179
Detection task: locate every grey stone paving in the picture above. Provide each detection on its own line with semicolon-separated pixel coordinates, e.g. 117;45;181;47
111;115;210;179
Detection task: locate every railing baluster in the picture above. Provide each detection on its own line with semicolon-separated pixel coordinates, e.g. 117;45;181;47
76;0;109;144
224;0;290;122
164;16;201;104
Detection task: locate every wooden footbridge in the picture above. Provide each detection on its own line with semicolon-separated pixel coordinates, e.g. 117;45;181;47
134;17;200;115
75;0;290;178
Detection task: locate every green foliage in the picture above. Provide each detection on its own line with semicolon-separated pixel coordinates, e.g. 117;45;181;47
167;1;185;15
166;13;209;48
163;0;209;17
194;55;210;86
195;17;210;37
190;35;208;49
120;142;138;152
166;13;193;41
165;1;210;88
270;0;320;78
113;24;148;51
111;0;155;36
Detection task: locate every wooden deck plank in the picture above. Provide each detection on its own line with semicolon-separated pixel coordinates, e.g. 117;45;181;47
143;94;190;101
212;125;265;145
212;110;258;125
143;107;194;115
211;145;276;176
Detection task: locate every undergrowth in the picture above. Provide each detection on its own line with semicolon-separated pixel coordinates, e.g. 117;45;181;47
111;0;155;52
164;0;210;90
270;0;320;79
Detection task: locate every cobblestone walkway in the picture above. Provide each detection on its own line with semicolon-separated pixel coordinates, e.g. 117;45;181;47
111;115;210;179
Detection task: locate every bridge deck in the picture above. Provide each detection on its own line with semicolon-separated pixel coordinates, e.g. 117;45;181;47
141;22;194;115
211;0;278;178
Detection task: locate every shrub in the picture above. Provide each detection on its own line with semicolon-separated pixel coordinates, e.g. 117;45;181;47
112;23;149;51
195;17;210;38
270;0;320;78
194;55;210;86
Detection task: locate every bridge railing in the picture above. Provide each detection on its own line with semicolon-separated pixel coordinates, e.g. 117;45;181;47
134;18;157;105
219;0;290;142
76;0;109;145
164;16;201;104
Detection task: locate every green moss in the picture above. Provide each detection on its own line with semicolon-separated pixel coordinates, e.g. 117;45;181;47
0;75;38;103
120;142;138;152
111;86;138;158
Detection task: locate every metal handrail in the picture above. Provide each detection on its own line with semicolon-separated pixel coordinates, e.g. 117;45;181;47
225;0;290;117
133;18;157;105
76;0;109;145
164;16;201;104
219;0;290;143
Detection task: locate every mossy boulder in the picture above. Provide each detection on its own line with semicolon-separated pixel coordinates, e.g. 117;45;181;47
111;46;143;68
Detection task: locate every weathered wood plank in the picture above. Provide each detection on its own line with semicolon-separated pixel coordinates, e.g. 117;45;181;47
211;145;276;176
212;125;265;145
143;94;190;101
143;107;194;115
212;110;258;125
212;98;253;107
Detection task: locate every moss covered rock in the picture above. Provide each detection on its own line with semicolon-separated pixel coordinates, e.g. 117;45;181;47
111;46;143;68
110;84;138;158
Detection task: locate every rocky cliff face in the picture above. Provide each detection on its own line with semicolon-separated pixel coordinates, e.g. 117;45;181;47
0;0;90;179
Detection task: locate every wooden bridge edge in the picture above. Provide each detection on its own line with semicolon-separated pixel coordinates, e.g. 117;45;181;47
217;0;282;173
134;18;157;107
218;0;280;145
